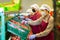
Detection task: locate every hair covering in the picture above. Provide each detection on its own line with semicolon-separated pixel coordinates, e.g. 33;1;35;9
30;4;39;10
40;4;51;12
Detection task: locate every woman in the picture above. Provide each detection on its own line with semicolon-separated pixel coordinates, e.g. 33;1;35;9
28;4;54;40
21;4;41;25
29;4;41;21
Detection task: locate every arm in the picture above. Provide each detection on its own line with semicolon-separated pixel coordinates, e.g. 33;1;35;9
36;16;54;37
28;16;44;25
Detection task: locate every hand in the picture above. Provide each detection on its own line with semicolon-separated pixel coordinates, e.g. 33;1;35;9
25;18;31;21
29;34;36;40
20;15;25;19
21;20;28;24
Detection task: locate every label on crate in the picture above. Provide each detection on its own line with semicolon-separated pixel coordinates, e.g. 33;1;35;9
8;21;26;32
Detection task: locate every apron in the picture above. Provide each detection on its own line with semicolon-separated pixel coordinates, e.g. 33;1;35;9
29;12;54;40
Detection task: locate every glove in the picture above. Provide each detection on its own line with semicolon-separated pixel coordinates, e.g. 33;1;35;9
21;20;28;24
29;34;36;40
20;15;25;19
25;18;31;21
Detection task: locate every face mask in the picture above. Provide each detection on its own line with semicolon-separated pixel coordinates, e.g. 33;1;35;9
41;12;46;16
32;9;36;12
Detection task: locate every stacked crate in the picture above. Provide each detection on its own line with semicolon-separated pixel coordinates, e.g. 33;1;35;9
7;15;30;40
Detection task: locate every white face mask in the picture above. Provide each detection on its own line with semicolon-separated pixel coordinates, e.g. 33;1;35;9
41;12;46;16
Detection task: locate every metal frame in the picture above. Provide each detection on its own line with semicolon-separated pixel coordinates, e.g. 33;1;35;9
53;0;56;40
0;8;5;40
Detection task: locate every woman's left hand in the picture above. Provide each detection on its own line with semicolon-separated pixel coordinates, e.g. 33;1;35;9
21;20;28;24
29;34;36;40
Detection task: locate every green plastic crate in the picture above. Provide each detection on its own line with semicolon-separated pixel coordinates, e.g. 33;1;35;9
7;15;30;40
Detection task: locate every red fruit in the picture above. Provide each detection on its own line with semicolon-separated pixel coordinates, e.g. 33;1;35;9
11;20;14;22
11;37;16;40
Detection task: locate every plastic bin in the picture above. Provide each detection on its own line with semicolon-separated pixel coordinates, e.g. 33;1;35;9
7;15;30;40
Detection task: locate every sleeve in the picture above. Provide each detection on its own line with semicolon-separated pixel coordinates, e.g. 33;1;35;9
27;16;44;25
36;16;54;37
